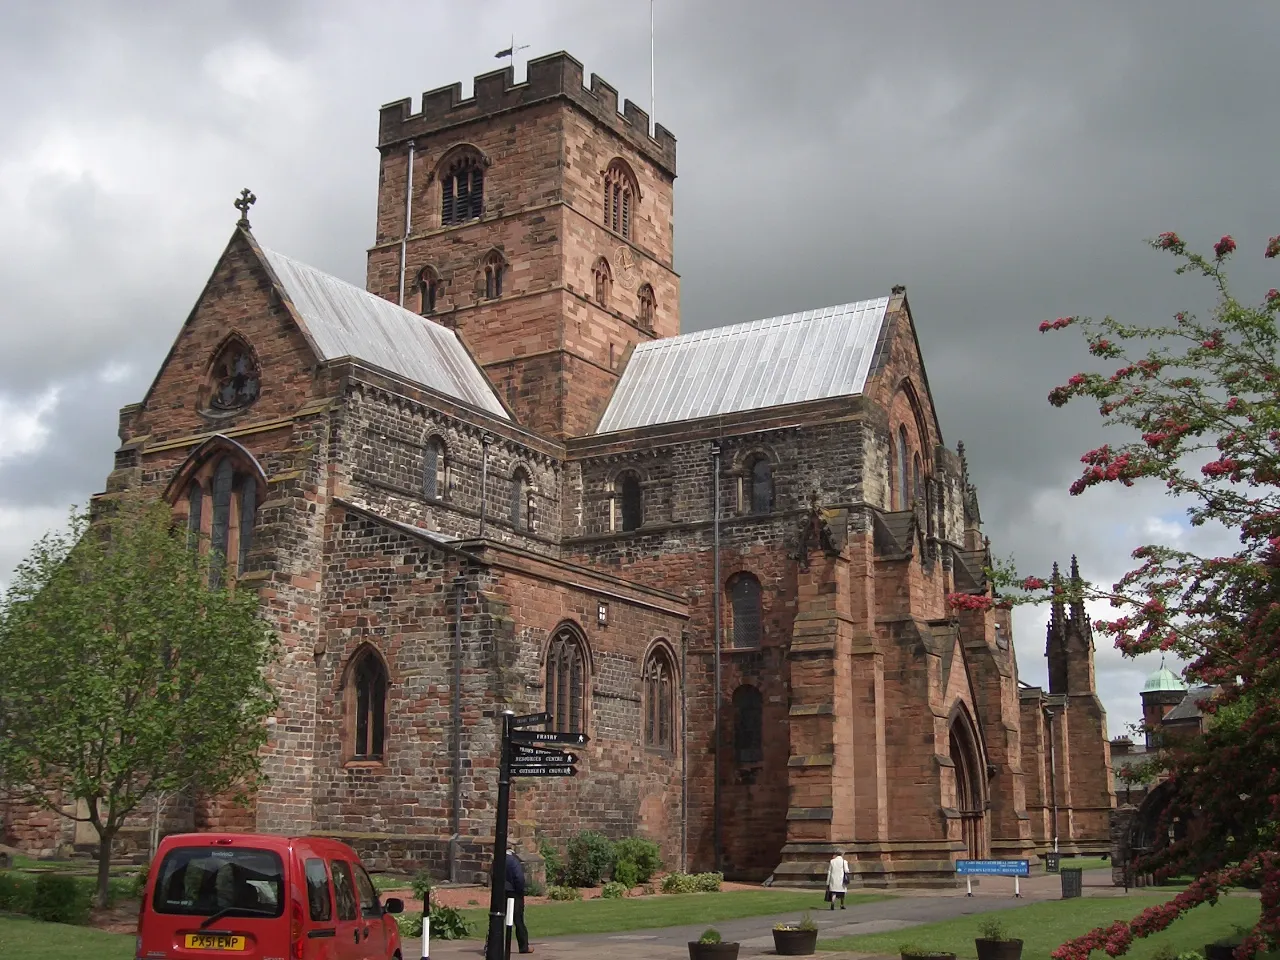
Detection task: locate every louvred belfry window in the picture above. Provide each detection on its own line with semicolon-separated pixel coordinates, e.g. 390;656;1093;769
442;155;484;226
603;159;637;240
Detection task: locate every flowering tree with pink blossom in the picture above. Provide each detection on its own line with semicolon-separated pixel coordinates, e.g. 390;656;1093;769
969;233;1280;957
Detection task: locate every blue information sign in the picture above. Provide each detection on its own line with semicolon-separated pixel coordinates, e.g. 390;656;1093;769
956;859;1029;877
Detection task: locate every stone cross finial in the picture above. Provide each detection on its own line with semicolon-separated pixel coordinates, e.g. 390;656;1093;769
234;188;257;230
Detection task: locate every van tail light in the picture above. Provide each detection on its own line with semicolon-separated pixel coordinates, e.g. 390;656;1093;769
291;901;304;960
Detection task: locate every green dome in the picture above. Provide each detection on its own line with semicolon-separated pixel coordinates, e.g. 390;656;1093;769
1142;662;1186;693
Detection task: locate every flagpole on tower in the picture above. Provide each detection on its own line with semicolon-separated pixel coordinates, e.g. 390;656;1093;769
650;0;656;133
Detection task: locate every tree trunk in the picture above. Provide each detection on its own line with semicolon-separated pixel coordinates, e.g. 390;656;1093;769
96;826;116;909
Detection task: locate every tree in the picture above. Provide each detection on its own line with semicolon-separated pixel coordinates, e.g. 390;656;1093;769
969;232;1280;958
0;495;278;907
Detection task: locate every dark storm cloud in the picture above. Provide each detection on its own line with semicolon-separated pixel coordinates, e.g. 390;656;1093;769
3;0;1278;732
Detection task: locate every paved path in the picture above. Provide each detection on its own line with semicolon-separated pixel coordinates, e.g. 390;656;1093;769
406;868;1123;960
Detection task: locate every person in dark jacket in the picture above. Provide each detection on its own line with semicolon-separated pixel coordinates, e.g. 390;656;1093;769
505;849;532;954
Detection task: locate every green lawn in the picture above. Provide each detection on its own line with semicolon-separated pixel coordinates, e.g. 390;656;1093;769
457;890;886;938
821;893;1261;959
1060;856;1109;872
0;914;135;960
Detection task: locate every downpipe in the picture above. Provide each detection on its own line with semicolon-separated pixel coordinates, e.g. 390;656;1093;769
711;441;722;873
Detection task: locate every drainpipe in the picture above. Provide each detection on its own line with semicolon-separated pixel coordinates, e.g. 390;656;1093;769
1045;707;1059;853
449;574;465;882
711;442;723;873
680;629;689;873
397;140;416;307
479;434;493;538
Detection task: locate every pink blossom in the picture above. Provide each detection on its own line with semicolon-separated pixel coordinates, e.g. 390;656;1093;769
1156;231;1183;250
1020;576;1048;591
1267;235;1280;259
1214;235;1237;258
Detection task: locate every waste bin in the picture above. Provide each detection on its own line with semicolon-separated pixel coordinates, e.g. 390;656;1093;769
1044;852;1061;874
1061;867;1083;899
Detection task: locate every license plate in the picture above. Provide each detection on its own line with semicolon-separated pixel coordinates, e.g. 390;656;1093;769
184;933;247;951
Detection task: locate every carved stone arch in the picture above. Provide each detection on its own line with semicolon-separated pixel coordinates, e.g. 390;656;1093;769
603;156;641;199
164;434;267;505
947;700;988;858
894;377;934;466
199;332;261;415
432;142;491;181
641;637;678;751
338;640;397;692
509;459;535;530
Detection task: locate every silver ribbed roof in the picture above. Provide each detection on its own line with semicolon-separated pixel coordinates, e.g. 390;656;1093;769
596;298;891;433
262;248;508;419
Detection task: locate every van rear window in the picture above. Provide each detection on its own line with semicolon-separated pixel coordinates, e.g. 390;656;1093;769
152;847;285;917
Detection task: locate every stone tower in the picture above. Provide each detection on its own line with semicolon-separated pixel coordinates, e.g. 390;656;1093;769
366;52;679;438
1046;555;1097;696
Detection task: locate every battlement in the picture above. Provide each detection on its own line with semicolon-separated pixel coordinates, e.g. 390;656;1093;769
379;51;676;176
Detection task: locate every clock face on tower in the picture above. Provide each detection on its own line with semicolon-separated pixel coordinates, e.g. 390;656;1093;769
614;245;637;291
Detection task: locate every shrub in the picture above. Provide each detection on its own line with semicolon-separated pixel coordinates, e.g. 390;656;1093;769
524;877;545;898
547;884;581;901
694;872;723;892
612;858;639;889
775;910;817;932
698;928;722;944
564;831;614;887
395;906;472;941
131;863;150;900
978;916;1012;941
0;871;36;913
612;838;661;883
538;837;565;886
410;868;433;902
600;881;627;899
30;873;91;925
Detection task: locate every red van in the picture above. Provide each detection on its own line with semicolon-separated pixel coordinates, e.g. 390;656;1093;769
137;833;405;960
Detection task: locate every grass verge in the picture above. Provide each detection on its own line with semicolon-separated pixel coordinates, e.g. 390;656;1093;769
0;913;136;960
821;893;1261;959
1058;856;1109;872
457;890;886;939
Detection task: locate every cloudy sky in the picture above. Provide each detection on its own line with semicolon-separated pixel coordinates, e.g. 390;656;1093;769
3;0;1278;735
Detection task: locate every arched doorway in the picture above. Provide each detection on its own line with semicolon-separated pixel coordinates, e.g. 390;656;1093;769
949;712;986;859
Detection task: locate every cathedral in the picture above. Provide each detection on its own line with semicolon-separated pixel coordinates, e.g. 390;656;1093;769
3;52;1114;885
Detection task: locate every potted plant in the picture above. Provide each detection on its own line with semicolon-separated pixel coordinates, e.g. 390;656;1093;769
772;910;819;955
688;927;740;960
899;944;957;960
975;917;1023;960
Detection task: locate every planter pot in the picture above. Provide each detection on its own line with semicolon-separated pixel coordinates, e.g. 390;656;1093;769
688;941;740;960
772;927;818;955
901;954;957;960
976;939;1024;960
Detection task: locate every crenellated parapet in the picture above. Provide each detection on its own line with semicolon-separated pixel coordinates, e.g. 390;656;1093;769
379;51;677;176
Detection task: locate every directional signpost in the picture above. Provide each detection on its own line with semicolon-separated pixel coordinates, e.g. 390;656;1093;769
955;859;1029;898
485;711;590;960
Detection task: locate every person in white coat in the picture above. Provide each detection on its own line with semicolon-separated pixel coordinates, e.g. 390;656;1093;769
825;851;850;910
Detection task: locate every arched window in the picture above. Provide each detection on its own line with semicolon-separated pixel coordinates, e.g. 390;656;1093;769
546;629;587;734
209;459;234;587
748;457;773;515
511;469;529;530
603;159;637;239
348;649;388;761
733;685;763;764
637;284;656;329
896;425;910;510
592;257;613;306
618;472;643;532
418;266;440;315
483;251;505;299
913;452;924;506
424;437;446;500
643;646;676;751
187;481;203;543
205;336;260;413
728;573;762;649
441;153;484;225
238;476;256;571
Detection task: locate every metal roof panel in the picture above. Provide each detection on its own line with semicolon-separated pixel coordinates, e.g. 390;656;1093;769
596;297;890;433
262;249;508;419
